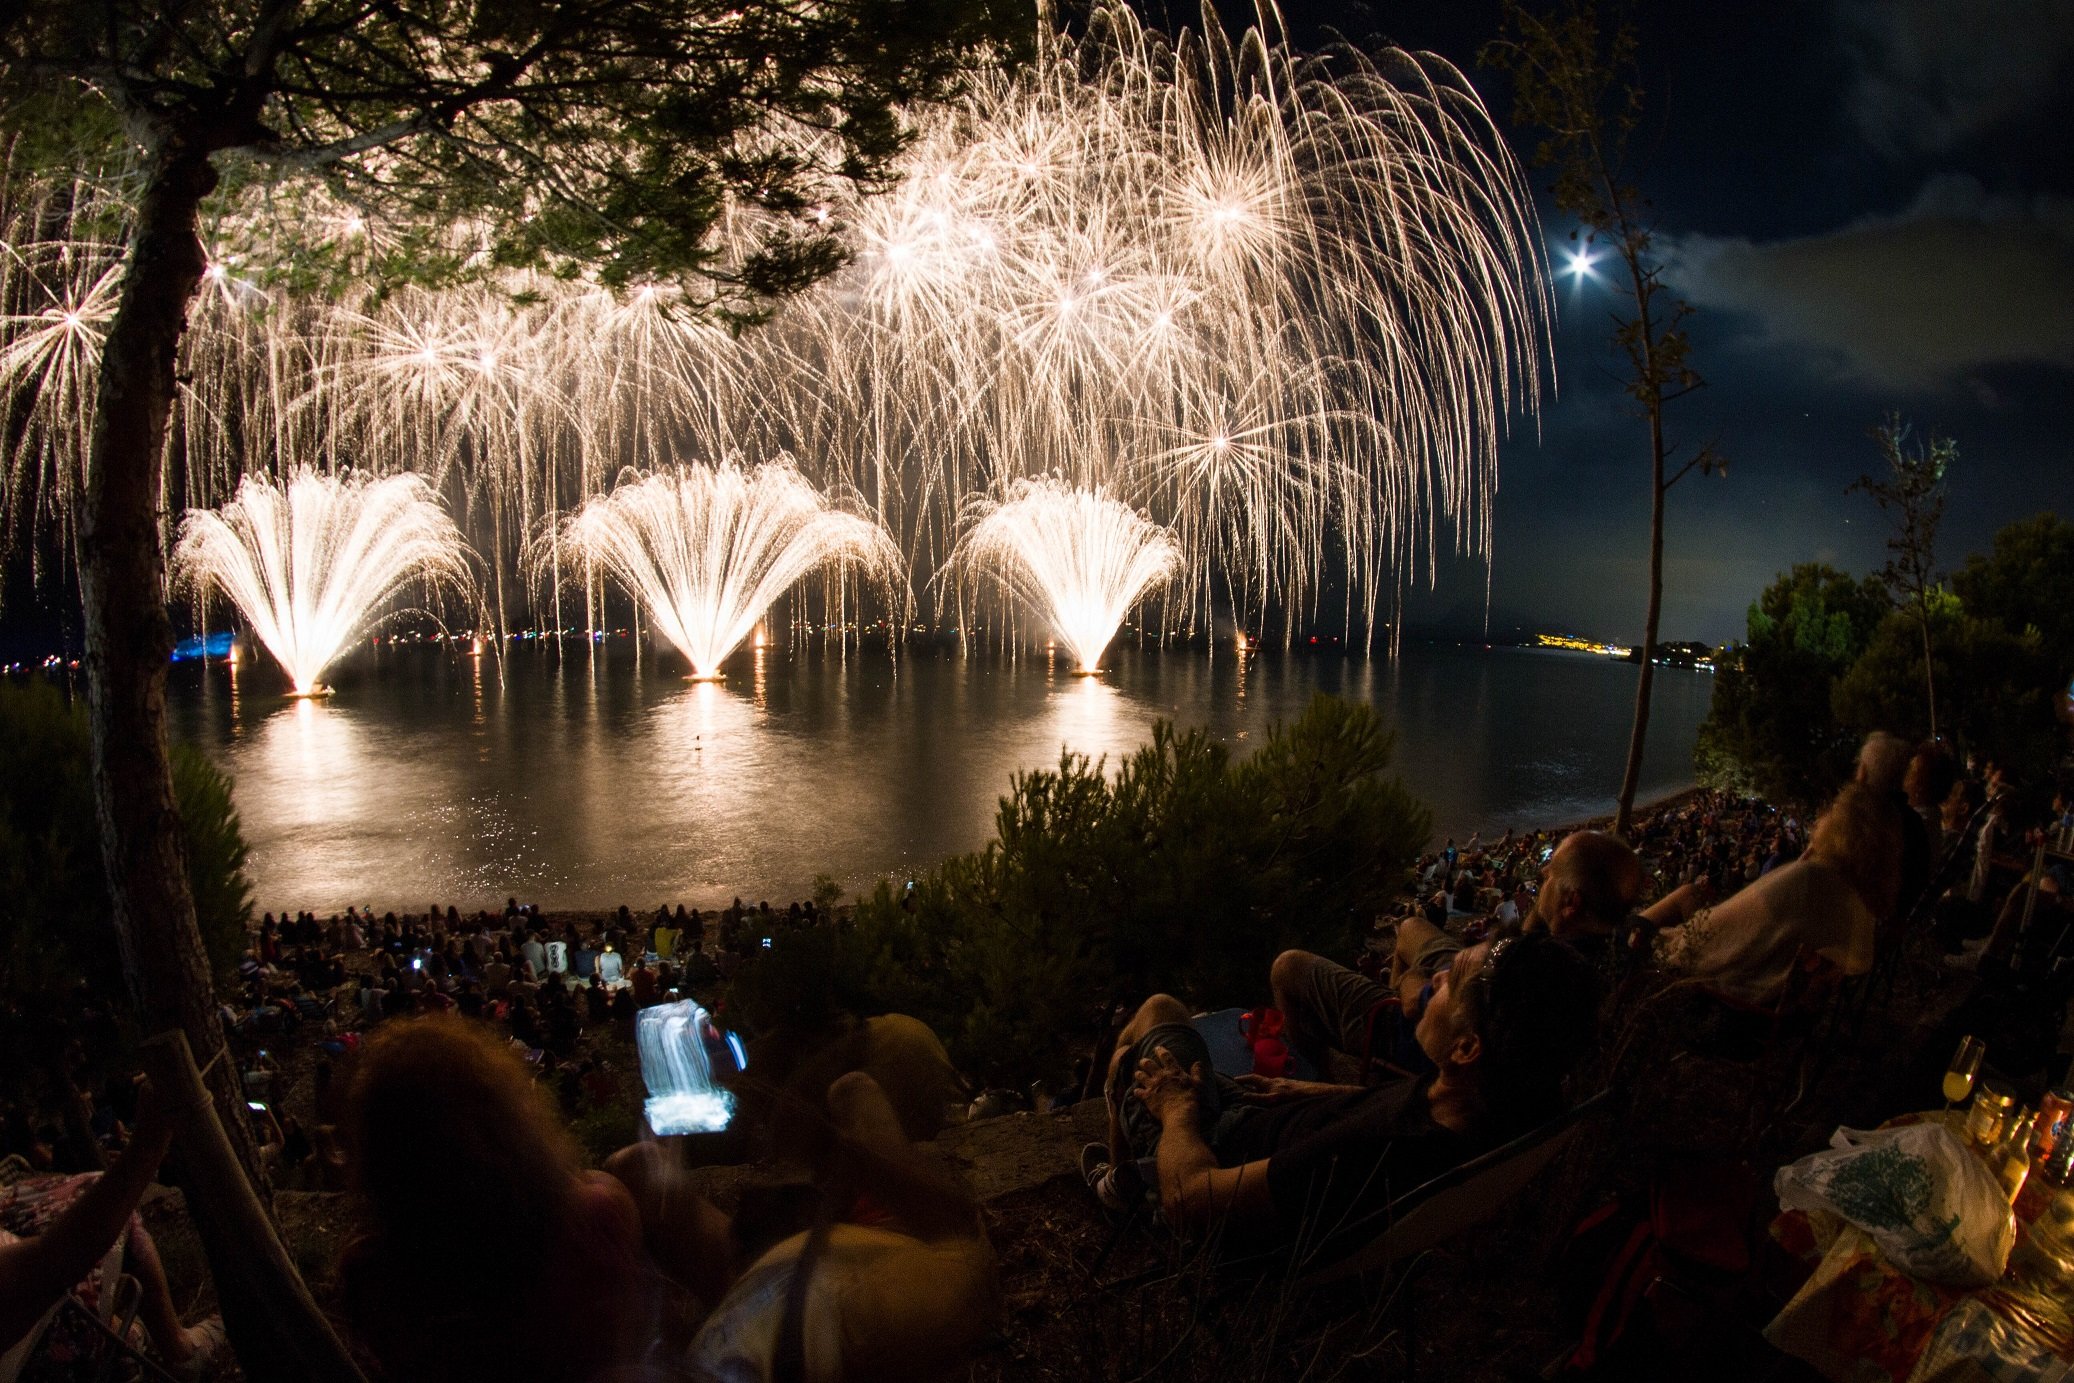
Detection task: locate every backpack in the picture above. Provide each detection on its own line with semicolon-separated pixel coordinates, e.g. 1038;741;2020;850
1554;1159;1764;1378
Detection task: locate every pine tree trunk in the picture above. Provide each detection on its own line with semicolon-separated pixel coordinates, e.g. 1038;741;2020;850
1614;411;1667;837
81;143;231;1146
79;142;361;1383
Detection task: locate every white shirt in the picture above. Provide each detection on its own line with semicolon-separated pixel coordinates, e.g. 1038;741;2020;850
1657;858;1875;1006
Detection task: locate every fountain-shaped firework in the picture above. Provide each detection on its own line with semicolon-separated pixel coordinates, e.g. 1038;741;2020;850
953;478;1180;674
546;460;903;679
636;998;737;1135
172;468;475;696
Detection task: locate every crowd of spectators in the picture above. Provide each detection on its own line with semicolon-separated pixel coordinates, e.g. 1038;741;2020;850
9;730;2074;1380
221;893;841;1041
1087;730;2074;1287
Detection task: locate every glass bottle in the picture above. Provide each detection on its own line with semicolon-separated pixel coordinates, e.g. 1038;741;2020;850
1998;1108;2040;1203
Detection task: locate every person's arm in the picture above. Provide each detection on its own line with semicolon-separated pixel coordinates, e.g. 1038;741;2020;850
1637;880;1712;930
1233;1075;1365;1103
821;1072;980;1245
0;1082;176;1353
1133;1048;1277;1241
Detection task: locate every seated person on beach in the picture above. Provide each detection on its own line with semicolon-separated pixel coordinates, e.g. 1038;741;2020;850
1091;934;1600;1250
1272;831;1640;1079
1641;782;1902;1007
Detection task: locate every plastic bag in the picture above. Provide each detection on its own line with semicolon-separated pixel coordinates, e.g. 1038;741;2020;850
1775;1122;2015;1287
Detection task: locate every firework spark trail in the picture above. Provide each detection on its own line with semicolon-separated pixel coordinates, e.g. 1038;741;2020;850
1;1;1549;659
542;462;905;680
171;469;476;695
765;0;1549;642
0;236;122;559
953;477;1180;674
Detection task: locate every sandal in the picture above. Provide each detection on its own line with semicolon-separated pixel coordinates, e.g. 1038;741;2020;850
170;1314;228;1378
1079;1142;1131;1216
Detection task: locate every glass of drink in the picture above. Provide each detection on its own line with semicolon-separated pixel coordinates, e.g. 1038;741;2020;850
1945;1035;1987;1111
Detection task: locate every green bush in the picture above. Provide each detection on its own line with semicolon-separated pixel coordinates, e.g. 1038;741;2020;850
731;695;1430;1086
1694;564;1889;808
0;681;253;1101
1833;600;2059;772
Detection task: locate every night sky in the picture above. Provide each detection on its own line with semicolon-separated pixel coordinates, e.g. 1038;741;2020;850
1274;0;2074;643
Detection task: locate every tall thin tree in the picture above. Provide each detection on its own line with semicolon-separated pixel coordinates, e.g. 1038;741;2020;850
1484;0;1721;836
1851;413;1954;740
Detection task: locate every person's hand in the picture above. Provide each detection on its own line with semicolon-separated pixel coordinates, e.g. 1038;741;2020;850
128;1075;179;1152
1131;1046;1204;1126
1233;1074;1305;1104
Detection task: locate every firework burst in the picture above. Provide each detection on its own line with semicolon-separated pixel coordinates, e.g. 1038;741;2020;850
2;1;1549;658
172;469;476;695
542;462;904;680
953;477;1180;674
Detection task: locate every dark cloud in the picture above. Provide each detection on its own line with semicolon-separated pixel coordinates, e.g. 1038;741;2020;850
1836;0;2074;158
1665;176;2074;393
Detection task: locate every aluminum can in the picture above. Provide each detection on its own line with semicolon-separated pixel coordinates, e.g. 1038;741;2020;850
2034;1089;2074;1162
2046;1112;2074;1187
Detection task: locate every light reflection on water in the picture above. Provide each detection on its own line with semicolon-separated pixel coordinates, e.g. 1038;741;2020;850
167;642;1714;911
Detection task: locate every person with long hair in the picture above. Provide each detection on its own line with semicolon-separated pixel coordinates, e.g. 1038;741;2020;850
339;1016;652;1382
1643;781;1904;1006
341;1014;996;1382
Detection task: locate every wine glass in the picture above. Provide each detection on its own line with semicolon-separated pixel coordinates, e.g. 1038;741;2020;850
1944;1036;1986;1113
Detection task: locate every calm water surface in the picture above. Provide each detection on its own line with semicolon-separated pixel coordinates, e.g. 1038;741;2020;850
164;642;1714;910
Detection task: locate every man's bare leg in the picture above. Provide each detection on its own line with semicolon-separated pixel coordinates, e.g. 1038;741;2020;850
1105;995;1190;1164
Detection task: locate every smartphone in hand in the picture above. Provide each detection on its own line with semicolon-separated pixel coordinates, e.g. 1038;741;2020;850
636;999;736;1135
